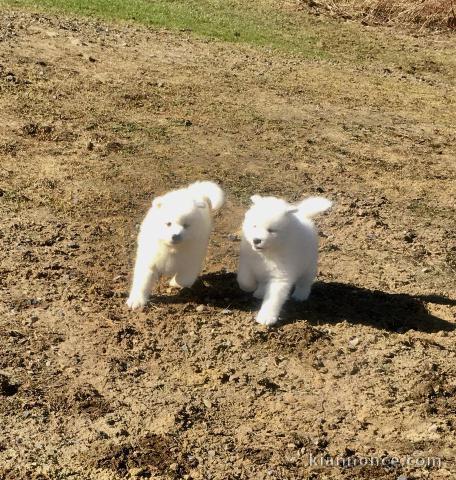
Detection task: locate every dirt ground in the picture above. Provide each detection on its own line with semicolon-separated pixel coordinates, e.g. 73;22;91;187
0;8;455;480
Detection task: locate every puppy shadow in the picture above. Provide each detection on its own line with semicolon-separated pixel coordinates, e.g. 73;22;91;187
284;281;455;333
157;273;455;333
156;271;256;312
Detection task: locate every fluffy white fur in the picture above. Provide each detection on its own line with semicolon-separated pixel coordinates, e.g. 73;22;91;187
126;181;225;310
237;195;332;326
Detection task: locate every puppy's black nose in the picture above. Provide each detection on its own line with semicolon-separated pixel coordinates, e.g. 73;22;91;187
172;233;182;242
253;238;262;245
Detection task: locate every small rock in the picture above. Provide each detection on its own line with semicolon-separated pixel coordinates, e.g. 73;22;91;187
129;467;146;477
397;475;407;480
203;399;212;409
69;37;83;46
428;424;440;433
421;267;431;273
196;305;205;313
349;337;360;349
403;230;416;243
221;309;232;315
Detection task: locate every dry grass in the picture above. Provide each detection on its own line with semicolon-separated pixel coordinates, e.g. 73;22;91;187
301;0;456;30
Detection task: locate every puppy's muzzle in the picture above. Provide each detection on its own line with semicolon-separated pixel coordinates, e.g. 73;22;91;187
253;238;264;250
171;233;182;244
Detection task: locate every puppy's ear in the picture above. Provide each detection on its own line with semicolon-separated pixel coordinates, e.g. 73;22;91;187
152;196;162;208
250;195;262;204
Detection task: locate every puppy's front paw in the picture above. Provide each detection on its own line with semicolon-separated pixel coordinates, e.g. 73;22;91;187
126;293;149;310
256;310;278;326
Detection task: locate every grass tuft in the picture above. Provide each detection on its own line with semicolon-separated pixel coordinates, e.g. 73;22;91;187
300;0;456;30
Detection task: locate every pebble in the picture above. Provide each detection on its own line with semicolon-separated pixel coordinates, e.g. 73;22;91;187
196;305;205;313
348;337;360;349
221;309;232;315
421;267;431;273
403;230;416;243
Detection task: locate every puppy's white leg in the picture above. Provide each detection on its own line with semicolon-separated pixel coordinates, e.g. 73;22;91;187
253;283;266;299
256;281;292;326
291;268;317;301
126;249;159;310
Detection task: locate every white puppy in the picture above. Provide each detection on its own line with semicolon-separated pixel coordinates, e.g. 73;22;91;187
237;195;332;326
126;181;225;310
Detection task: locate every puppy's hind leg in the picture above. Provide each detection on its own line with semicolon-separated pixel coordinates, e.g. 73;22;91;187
253;283;266;299
171;270;199;288
237;262;257;293
256;281;292;326
291;268;317;301
171;254;202;288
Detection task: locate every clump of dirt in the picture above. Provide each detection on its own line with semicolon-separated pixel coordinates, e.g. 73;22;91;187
93;434;194;477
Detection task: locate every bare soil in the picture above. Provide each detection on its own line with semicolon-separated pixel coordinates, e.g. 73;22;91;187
0;9;455;480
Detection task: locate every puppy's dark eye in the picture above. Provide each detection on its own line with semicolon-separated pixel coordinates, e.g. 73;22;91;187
182;223;190;229
166;222;172;227
267;228;277;233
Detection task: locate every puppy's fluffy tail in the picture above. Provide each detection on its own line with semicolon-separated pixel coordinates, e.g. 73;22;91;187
188;181;225;211
295;196;332;220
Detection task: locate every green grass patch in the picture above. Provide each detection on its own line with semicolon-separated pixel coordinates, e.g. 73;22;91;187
3;0;454;69
4;0;327;58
